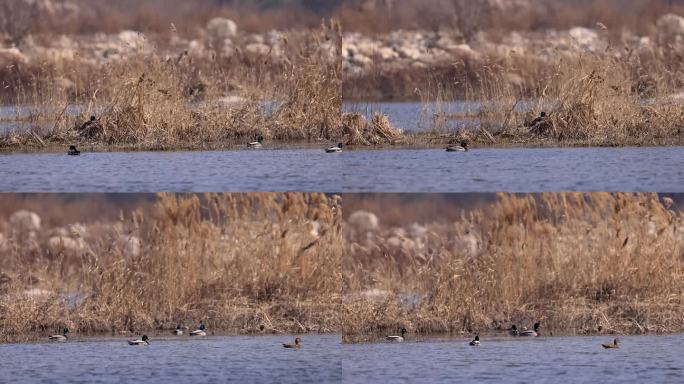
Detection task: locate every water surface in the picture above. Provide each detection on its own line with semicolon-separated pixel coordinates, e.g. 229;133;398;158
0;335;341;384
1;147;681;192
342;334;684;383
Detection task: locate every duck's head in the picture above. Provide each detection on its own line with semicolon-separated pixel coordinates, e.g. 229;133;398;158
199;322;206;330
474;335;480;341
337;143;344;149
63;327;70;336
540;112;546;117
295;337;302;345
69;145;77;151
614;338;619;345
400;328;407;336
510;324;517;331
460;140;468;148
533;321;541;332
176;324;182;330
90;116;96;122
142;335;149;341
258;135;264;143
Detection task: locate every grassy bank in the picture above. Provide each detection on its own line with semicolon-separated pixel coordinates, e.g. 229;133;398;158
0;193;343;343
0;20;342;152
342;193;684;339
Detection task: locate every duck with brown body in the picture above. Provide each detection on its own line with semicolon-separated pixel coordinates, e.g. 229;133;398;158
602;338;620;349
283;337;302;349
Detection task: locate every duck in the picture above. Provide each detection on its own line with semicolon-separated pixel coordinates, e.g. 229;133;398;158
80;116;97;131
48;327;69;341
283;337;302;349
189;322;206;336
519;321;540;337
68;145;81;156
601;338;619;349
325;143;343;153
173;324;183;335
446;141;468;152
386;328;406;342
469;335;480;346
248;135;264;148
128;335;149;346
528;112;546;128
508;325;519;336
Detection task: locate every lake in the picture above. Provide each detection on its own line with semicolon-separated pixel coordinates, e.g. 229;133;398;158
1;146;682;192
0;335;342;384
2;333;682;383
341;334;684;383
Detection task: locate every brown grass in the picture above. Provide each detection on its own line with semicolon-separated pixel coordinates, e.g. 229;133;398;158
0;21;342;151
343;193;684;339
0;193;343;343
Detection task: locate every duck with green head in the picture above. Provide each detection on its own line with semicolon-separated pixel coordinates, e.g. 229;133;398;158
190;321;207;336
49;328;69;341
128;335;149;346
386;328;406;342
469;335;480;346
446;141;468;152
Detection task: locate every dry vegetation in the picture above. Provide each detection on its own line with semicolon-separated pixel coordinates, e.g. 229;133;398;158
0;1;342;151
0;193;343;343
343;0;684;147
343;193;684;340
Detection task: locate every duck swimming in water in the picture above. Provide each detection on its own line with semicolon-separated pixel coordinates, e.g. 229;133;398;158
519;321;540;337
128;335;149;346
248;136;264;148
283;337;302;349
446;141;468;152
49;328;69;341
386;328;406;342
173;324;183;335
325;143;343;153
602;338;619;349
68;145;80;156
469;335;480;346
509;325;519;336
189;322;206;336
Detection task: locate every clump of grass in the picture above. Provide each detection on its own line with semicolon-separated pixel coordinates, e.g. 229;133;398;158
0;193;343;343
342;112;404;145
343;193;684;337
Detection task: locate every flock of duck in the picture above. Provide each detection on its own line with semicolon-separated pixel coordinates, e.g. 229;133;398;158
384;321;621;350
47;322;302;349
66;116;470;155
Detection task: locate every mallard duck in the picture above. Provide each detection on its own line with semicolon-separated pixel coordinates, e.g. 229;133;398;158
446;141;468;152
509;325;519;336
49;327;69;341
529;112;546;128
386;328;406;342
325;143;343;153
283;337;302;349
173;324;183;335
68;145;81;156
248;136;264;148
469;335;480;346
128;335;149;345
602;338;619;349
189;322;206;336
519;321;540;337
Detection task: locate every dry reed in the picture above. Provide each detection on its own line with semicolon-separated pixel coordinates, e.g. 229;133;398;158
343;193;684;338
0;193;343;343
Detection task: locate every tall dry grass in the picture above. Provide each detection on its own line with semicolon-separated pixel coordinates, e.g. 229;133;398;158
0;193;343;343
0;20;342;150
343;193;684;338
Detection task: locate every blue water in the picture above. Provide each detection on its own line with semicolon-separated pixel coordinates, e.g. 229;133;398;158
0;335;341;384
341;334;684;383
1;146;682;192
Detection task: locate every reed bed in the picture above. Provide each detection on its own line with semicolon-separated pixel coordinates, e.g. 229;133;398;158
0;20;342;151
343;193;684;338
0;193;343;343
